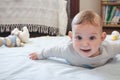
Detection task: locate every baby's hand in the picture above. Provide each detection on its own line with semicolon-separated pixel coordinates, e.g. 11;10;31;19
29;52;39;60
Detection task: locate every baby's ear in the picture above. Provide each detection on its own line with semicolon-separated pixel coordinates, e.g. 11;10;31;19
68;31;72;39
101;32;106;41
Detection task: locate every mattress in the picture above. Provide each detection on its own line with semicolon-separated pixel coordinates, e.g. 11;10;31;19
0;35;120;80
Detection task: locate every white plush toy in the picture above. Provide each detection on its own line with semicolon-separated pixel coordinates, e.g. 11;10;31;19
111;31;120;41
0;26;29;47
11;26;30;43
0;35;24;47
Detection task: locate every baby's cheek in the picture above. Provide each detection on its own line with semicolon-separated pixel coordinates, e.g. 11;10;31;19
92;42;101;47
74;42;79;47
73;44;80;52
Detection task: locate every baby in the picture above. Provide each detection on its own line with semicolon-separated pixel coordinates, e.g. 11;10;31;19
29;10;120;68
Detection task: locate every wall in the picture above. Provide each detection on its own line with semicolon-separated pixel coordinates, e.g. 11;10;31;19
80;0;100;15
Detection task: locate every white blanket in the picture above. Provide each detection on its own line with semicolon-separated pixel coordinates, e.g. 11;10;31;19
0;0;68;35
0;36;120;80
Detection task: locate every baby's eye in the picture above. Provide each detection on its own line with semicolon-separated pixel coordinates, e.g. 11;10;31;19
89;36;96;40
76;36;82;40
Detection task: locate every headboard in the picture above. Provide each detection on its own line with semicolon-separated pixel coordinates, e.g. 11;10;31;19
0;0;79;37
66;0;79;35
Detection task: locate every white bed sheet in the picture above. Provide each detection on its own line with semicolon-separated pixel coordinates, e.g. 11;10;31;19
0;36;120;80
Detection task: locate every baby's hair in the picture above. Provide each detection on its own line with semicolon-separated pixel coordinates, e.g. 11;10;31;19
72;10;102;31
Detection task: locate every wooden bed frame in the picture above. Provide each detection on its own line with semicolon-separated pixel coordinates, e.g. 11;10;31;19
66;0;79;35
0;0;79;37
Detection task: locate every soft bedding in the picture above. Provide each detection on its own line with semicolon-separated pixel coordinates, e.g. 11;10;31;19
0;35;120;80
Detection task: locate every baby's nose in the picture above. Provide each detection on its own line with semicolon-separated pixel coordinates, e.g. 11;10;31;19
82;40;89;47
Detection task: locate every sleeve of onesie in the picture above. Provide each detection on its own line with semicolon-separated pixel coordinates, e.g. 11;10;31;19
108;40;120;54
37;44;68;59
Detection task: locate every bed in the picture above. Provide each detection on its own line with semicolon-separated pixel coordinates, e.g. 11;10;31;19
1;35;120;80
0;0;120;80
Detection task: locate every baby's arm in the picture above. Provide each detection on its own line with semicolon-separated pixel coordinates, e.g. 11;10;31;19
111;41;120;54
29;44;68;60
105;40;120;55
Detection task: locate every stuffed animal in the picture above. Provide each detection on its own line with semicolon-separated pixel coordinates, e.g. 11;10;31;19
111;31;120;41
0;35;24;47
0;26;29;47
11;26;30;43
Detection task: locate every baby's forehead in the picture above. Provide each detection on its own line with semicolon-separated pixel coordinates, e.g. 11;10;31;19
73;22;101;29
72;23;102;33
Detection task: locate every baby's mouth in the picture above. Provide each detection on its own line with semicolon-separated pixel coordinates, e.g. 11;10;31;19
80;49;91;53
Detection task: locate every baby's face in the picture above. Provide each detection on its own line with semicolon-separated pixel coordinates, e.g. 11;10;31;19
71;23;105;57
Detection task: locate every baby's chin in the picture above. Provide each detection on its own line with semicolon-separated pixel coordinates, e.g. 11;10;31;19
80;52;99;58
79;50;94;57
